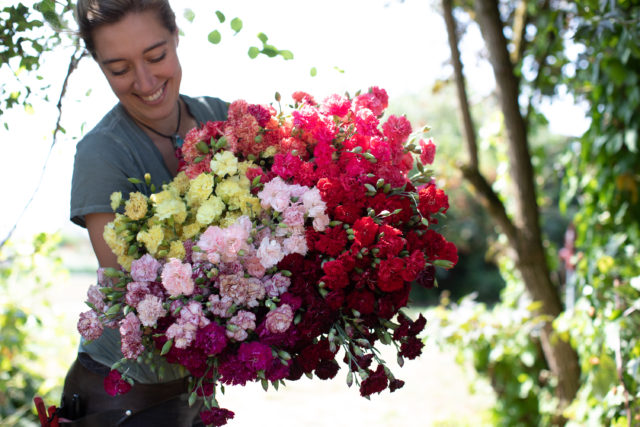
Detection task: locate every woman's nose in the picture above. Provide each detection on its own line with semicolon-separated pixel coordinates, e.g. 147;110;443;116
133;63;156;93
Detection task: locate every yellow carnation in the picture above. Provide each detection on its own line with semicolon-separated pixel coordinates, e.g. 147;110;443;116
110;192;122;211
154;196;187;224
181;222;203;240
196;196;225;225
186;173;214;208
103;223;128;256
124;192;148;220
261;146;278;158
210;150;238;177
237;160;255;177
215;176;243;206
219;211;242;228
137;224;164;255
117;254;134;271
171;171;190;195
167;240;186;260
238;195;261;217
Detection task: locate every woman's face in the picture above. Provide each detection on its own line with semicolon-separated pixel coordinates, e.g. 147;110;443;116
92;11;181;127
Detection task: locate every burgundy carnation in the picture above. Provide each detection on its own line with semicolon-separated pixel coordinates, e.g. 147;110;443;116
389;378;405;392
194;322;228;356
315;359;340;380
346;289;376;315
415;265;436;289
200;407;235;427
399;336;424;360
238;341;273;373
359;365;388;397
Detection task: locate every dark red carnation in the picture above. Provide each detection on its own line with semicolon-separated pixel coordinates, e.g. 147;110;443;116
389;379;405;392
375;224;405;259
415;264;436;289
325;289;345;310
218;357;255;386
266;358;291;381
315;359;340;380
442;241;459;266
359;365;388;397
352;216;379;247
399;336;424;360
346;289;376;315
104;370;131;397
410;314;427;336
200;407;235;427
322;259;350;290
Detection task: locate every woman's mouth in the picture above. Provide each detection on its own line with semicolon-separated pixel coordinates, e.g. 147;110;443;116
139;83;166;103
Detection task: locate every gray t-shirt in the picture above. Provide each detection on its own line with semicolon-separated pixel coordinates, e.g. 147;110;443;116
71;95;228;383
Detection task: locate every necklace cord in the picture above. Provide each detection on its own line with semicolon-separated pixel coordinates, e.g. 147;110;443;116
135;99;182;149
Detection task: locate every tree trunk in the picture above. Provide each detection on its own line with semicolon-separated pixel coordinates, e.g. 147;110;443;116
441;0;581;410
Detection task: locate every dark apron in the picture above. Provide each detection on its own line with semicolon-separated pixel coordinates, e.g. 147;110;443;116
59;354;204;427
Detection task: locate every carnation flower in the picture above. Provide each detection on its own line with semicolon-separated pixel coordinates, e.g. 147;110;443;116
265;304;294;334
359;365;388;397
137;294;166;327
124;191;148;220
419;139;436;165
110;192;122;211
256;237;285;269
119;312;144;359
161;258;194;297
200;407;234;427
104;370;132;397
238;341;273;372
86;284;107;312
130;254;161;282
77;310;103;341
210;150;239;177
195;322;228;356
125;281;150;307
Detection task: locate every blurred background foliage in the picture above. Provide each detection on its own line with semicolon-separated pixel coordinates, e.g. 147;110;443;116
1;0;640;425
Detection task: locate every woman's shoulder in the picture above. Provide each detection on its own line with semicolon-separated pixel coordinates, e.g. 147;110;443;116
182;94;229;123
75;104;136;157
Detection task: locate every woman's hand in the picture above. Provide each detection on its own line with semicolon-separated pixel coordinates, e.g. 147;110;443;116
85;212;119;269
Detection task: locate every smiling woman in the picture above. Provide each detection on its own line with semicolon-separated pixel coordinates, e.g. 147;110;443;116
61;1;228;425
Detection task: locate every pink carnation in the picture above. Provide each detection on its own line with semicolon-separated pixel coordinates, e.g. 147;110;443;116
321;93;352;117
256;237;285;269
77;310;103;341
119;312;144;359
125;281;150;308
265;304;294;334
382;115;412;146
226;310;256;341
137;295;166;327
262;273;291;298
243;255;266;278
219;273;249;306
166;321;197;349
282;204;305;228
161;258;194;297
180;301;211;328
209;294;234;318
86;285;107;312
258;177;291;212
282;234;308;255
420;139;436;165
130;254;162;282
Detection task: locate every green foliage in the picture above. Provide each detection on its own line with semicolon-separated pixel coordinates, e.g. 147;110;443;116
557;2;640;424
0;233;72;426
429;277;556;426
0;1;74;117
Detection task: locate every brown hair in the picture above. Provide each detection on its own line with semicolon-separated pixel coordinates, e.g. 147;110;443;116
76;0;177;58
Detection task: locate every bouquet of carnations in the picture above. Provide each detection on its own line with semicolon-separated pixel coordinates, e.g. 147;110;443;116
77;87;457;426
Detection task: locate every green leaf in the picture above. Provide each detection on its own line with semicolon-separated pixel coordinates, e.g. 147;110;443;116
161;338;173;356
257;32;268;43
127;177;142;184
208;30;221;44
261;45;278;57
279;50;294;60
310;67;317;77
183;8;195;23
215;10;226;23
248;46;259;59
230;17;243;34
188;391;197;407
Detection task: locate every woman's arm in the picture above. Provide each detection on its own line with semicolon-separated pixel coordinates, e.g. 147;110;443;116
85;212;119;269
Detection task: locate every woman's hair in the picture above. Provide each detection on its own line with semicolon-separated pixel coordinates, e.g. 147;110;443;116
76;0;177;58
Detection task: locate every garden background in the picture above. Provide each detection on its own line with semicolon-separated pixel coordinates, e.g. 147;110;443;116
1;0;639;425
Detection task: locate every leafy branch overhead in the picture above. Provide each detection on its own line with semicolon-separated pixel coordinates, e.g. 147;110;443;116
203;9;294;61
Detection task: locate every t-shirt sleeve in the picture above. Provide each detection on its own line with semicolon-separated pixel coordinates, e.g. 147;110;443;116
70;132;138;227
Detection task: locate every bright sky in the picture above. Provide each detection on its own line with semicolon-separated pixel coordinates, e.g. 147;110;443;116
0;0;587;242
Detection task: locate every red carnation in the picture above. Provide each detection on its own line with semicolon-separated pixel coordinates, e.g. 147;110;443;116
383;115;412;146
377;257;405;292
375;224;405;259
104;370;131;397
353;216;379;247
334;204;362;225
401;250;426;282
418;184;449;218
247;103;271;127
314;226;348;257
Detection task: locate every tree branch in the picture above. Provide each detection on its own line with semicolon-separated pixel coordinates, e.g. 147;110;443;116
0;45;86;249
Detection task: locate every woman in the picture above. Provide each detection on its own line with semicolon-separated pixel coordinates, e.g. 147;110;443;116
62;1;227;425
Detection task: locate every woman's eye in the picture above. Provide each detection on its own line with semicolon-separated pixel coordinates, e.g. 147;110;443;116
111;68;128;76
149;53;166;63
